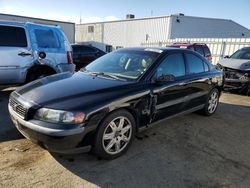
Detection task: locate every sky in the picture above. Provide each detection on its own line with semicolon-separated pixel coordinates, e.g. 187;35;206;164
0;0;250;29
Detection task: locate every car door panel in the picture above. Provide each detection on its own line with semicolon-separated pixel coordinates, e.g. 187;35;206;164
151;78;191;122
0;26;33;84
149;53;191;123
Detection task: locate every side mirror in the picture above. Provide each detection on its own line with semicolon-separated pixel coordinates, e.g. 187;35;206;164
152;74;175;84
38;52;46;59
224;55;229;58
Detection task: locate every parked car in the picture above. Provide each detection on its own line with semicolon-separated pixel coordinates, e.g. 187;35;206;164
0;21;75;85
217;47;250;95
9;47;223;159
72;44;106;71
168;43;212;63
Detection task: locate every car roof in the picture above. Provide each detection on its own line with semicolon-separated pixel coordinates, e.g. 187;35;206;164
170;43;207;47
116;47;192;54
0;20;61;29
241;47;250;51
71;44;94;47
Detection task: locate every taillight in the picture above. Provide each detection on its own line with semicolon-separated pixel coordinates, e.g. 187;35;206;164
67;51;72;64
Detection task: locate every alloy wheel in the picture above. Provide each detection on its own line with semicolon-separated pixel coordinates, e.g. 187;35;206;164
208;91;219;113
102;116;132;155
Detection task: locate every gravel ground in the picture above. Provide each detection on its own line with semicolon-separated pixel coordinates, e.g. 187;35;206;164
0;87;250;188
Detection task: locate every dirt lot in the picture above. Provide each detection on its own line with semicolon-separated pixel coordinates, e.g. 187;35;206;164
0;87;250;188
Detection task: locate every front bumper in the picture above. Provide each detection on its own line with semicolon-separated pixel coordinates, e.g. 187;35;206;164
224;78;250;90
9;105;91;154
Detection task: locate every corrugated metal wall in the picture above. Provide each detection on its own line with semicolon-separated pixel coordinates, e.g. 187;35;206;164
0;14;75;43
103;17;171;48
141;38;250;64
75;23;103;43
75;16;171;50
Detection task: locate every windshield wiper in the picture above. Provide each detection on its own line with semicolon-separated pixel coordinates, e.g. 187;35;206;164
82;69;125;81
98;72;126;81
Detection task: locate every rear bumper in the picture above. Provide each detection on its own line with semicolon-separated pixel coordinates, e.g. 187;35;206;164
9;105;91;154
57;63;75;73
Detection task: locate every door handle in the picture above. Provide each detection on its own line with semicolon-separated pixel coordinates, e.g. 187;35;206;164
18;52;32;56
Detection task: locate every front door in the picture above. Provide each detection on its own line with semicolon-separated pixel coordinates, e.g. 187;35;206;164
151;52;190;122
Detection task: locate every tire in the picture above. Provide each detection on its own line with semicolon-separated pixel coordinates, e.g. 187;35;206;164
200;88;220;116
94;109;136;160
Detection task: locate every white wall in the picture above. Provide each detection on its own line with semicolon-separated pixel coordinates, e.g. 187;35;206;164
75;23;103;44
103;16;171;48
75;16;171;51
141;38;250;64
170;15;250;39
0;14;75;43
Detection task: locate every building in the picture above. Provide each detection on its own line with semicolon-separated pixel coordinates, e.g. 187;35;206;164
0;13;75;43
75;14;250;52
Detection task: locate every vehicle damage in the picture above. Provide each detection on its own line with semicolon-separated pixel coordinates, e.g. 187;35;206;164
218;49;250;96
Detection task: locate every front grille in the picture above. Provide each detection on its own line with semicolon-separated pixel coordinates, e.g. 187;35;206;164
9;97;27;119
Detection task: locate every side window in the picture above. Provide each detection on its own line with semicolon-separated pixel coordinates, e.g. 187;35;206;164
204;62;209;72
186;53;205;74
195;46;204;56
156;53;186;78
34;29;60;48
0;26;27;47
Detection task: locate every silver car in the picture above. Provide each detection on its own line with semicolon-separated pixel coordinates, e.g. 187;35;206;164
217;47;250;95
0;21;75;84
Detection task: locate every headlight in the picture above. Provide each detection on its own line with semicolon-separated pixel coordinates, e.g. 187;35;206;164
34;108;85;124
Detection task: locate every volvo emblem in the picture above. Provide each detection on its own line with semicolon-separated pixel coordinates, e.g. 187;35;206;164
13;103;19;111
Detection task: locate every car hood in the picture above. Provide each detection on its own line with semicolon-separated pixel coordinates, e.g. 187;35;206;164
218;58;250;71
15;72;136;108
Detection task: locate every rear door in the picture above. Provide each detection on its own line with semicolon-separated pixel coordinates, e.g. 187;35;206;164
183;52;212;109
0;25;33;84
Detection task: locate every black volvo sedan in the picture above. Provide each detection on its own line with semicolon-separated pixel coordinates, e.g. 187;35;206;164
9;48;223;159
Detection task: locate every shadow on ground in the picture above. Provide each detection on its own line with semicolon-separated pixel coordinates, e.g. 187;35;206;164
51;102;250;188
0;89;23;142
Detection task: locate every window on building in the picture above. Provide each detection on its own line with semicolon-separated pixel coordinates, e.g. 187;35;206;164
186;53;205;74
34;29;60;48
88;26;94;33
116;46;123;50
0;26;27;47
156;53;186;78
106;45;113;53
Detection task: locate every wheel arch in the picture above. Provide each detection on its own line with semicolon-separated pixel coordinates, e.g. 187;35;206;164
25;64;57;82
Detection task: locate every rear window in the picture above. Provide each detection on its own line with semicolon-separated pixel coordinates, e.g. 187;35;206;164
34;29;60;48
0;26;27;47
203;46;211;56
195;46;204;56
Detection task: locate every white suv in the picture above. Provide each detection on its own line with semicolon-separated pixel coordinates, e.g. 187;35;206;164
0;21;75;84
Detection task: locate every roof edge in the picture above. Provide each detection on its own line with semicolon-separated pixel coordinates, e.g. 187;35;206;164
0;13;75;25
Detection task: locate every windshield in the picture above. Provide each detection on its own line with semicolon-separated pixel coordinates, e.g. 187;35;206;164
83;50;160;80
230;49;250;60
